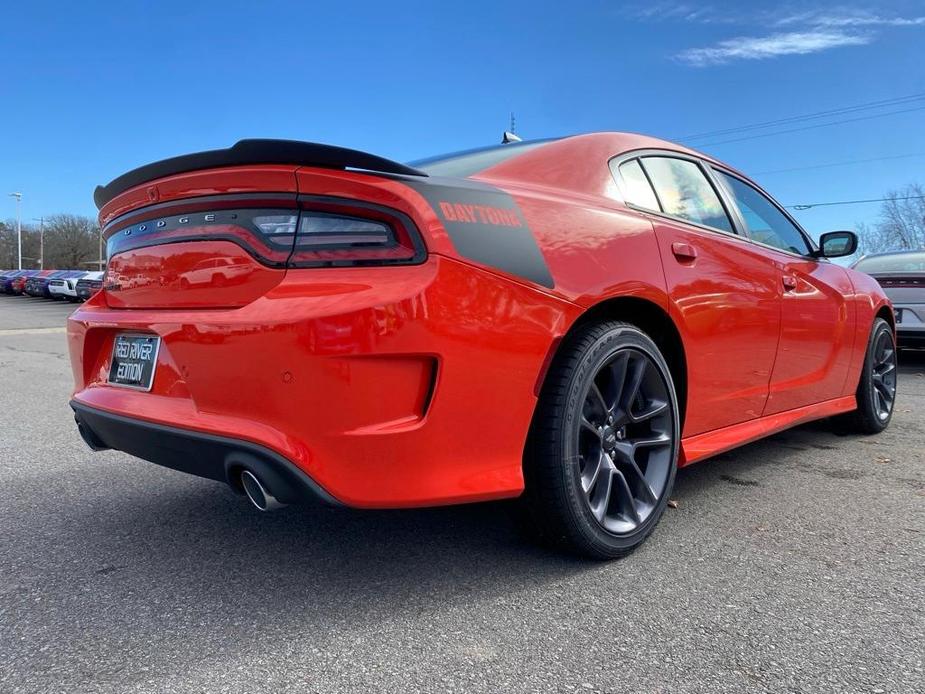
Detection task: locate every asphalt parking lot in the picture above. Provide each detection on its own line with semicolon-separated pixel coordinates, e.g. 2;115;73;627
0;297;922;694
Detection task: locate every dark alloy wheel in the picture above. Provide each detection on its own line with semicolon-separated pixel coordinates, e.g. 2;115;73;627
842;317;897;434
870;328;897;421
577;348;674;535
525;321;680;559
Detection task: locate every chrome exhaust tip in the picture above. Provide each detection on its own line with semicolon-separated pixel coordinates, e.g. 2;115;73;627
240;469;286;512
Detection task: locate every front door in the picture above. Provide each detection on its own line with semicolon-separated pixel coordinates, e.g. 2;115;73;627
711;170;855;414
767;257;854;413
614;155;782;437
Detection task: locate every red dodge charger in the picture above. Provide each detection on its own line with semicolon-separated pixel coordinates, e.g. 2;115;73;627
68;133;896;558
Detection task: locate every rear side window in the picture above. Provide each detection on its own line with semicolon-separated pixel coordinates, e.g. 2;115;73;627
640;157;733;233
715;171;810;255
615;159;660;211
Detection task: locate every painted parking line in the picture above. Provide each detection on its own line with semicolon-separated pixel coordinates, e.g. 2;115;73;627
0;327;68;335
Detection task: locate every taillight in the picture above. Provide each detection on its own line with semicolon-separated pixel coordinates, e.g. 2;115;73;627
102;195;427;269
105;207;298;267
289;198;426;267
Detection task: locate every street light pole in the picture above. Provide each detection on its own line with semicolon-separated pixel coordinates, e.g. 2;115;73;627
32;217;44;270
9;192;22;270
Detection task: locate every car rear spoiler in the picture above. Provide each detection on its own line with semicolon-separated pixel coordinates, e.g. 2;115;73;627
93;139;429;209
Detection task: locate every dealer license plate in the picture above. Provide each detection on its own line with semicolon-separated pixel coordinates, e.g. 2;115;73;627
108;334;160;390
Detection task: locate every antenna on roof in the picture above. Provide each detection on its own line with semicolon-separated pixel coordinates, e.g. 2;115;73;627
502;113;521;144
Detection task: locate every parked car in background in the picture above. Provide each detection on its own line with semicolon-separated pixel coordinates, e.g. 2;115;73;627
1;270;30;293
23;270;56;296
70;135;896;559
75;271;105;301
10;271;39;295
853;250;925;348
48;272;89;301
27;270;85;299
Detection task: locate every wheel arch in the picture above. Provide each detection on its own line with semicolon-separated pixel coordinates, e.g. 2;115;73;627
875;303;895;332
536;296;689;432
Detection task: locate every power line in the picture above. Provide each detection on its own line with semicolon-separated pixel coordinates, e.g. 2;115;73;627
696;104;925;147
753;152;925;176
676;92;925;141
786;195;925;210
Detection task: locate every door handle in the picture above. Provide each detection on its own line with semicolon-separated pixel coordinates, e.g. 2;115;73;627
671;242;698;261
782;274;798;291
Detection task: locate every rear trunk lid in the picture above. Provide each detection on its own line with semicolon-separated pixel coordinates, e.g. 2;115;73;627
96;140;429;310
100;166;301;309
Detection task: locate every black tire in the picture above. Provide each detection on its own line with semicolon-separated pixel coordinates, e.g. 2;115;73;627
524;321;680;559
842;317;897;434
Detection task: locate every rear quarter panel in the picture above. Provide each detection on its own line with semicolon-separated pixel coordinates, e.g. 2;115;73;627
501;183;669;310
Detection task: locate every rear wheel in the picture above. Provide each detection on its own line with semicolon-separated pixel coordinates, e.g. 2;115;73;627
525;321;680;559
843;318;897;434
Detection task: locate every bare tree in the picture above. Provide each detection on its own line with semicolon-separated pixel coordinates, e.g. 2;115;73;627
43;214;100;268
0;219;40;269
0;221;14;268
857;184;925;254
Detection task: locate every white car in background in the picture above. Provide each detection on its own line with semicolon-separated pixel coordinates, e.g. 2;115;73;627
48;272;88;302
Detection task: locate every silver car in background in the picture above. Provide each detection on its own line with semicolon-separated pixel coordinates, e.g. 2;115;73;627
853;250;925;348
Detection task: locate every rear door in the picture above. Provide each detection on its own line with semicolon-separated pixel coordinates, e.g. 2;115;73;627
614;155;782;437
712;170;855;414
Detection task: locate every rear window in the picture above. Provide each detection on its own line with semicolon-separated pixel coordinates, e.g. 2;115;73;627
614;159;660;211
854;251;925;274
409;139;557;177
640;157;734;233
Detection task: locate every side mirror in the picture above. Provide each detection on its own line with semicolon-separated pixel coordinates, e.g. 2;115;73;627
816;231;858;258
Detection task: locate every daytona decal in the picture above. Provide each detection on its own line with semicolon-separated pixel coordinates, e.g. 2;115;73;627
404;179;554;288
437;202;523;227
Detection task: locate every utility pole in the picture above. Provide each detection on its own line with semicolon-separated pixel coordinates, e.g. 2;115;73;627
8;192;22;269
32;217;45;269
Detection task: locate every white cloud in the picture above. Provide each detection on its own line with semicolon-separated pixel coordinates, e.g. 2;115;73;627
776;10;925;28
677;30;872;67
620;2;743;24
624;3;717;22
624;2;925;66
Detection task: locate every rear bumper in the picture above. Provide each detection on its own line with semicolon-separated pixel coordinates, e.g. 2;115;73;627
49;286;76;299
897;329;925;348
68;256;578;508
72;401;341;506
895;304;925;347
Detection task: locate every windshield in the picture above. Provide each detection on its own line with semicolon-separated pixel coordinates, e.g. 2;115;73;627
409;139;558;177
854;251;925;274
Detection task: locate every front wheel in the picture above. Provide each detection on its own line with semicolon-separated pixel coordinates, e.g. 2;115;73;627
843;317;897;434
525;321;680;559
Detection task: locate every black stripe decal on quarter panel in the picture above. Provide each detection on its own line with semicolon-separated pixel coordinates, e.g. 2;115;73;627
404;179;555;288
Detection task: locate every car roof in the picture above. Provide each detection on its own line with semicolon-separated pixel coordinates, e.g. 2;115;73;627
467;131;750;198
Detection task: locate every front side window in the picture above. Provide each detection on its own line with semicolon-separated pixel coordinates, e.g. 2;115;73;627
715;171;810;255
615;159;660;211
640;157;733;233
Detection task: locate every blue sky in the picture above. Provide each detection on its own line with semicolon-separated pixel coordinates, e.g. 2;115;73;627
1;1;923;241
